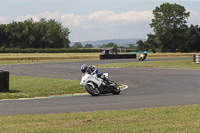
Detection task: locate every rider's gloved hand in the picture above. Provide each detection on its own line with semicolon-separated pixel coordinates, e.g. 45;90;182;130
101;75;106;80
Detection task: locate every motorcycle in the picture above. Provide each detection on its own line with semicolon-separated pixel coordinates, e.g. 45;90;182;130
138;53;147;61
80;72;120;96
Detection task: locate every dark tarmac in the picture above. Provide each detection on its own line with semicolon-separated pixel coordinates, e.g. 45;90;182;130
0;58;200;115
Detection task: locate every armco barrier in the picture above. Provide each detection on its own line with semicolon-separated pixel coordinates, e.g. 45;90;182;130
193;54;200;64
0;70;9;92
100;54;136;60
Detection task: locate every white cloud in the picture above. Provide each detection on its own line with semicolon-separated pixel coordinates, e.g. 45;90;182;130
0;16;7;24
1;9;200;41
0;10;153;26
107;10;153;23
61;13;83;27
187;9;200;25
15;11;61;22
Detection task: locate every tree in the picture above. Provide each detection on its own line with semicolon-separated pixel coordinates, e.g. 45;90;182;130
0;24;7;47
33;18;70;48
5;21;20;48
0;18;70;48
73;42;83;48
150;3;190;52
100;42;118;48
136;40;151;51
84;43;93;48
137;40;145;51
128;44;135;49
20;19;35;48
182;25;200;52
146;34;159;52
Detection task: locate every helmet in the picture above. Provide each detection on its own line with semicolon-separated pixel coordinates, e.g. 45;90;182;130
144;51;147;54
81;64;87;73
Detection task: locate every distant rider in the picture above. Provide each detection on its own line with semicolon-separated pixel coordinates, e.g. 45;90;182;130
143;51;147;59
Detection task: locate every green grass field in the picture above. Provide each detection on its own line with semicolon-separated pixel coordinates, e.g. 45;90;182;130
0;53;100;65
0;76;85;100
0;105;200;132
0;53;199;132
96;60;200;70
0;53;196;65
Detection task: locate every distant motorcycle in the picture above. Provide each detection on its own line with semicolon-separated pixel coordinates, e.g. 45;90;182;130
80;73;120;96
138;53;147;61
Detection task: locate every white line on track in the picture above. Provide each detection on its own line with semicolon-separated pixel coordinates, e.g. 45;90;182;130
1;84;128;101
120;84;128;90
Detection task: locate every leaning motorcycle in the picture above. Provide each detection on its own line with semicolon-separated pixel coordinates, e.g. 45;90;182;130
138;53;147;61
80;73;120;96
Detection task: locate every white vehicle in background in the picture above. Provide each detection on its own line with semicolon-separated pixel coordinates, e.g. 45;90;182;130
138;51;148;61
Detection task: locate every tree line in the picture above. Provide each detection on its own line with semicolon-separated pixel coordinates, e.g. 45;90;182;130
74;3;200;52
137;3;200;52
0;3;200;52
0;18;70;49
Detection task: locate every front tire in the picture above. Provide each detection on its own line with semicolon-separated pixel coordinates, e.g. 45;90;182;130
85;83;100;96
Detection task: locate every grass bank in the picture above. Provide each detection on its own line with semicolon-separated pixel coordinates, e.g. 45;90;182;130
0;76;85;100
96;60;200;70
0;53;100;65
0;104;200;132
0;53;100;60
0;53;196;65
0;58;97;65
136;53;197;58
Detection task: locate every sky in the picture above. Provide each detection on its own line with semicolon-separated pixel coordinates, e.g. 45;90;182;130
0;0;200;42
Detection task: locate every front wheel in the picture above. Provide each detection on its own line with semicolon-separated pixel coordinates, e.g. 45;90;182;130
85;83;100;96
109;81;120;95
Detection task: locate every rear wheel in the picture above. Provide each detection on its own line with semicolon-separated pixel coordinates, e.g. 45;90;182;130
85;83;100;96
109;81;120;95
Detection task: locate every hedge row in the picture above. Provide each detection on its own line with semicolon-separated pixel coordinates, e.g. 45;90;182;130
0;48;148;53
0;48;102;53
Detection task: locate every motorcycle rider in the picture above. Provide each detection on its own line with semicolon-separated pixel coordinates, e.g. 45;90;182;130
143;51;147;59
81;64;105;79
81;64;115;87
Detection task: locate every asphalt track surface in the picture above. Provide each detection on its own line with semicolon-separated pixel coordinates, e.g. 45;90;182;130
0;58;200;116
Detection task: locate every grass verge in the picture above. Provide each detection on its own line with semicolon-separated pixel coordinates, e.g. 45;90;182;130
0;76;85;100
0;53;196;65
136;53;197;58
96;60;200;70
0;58;98;65
0;53;100;65
0;104;200;132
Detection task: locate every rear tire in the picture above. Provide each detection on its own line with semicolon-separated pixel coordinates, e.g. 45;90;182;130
85;83;100;96
109;81;120;95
